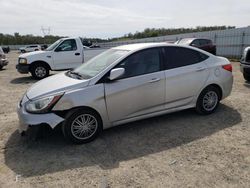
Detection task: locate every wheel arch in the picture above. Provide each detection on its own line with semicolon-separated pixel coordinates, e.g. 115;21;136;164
201;84;223;100
53;106;104;129
29;61;52;71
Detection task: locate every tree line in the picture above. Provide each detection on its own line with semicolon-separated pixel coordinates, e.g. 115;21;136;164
0;26;235;45
112;26;236;41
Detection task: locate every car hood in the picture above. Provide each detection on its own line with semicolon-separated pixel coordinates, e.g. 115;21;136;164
26;72;90;100
19;50;49;58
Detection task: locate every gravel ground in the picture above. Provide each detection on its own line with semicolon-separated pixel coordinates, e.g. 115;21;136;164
0;51;249;188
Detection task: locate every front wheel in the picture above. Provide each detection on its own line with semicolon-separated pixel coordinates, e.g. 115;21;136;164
30;63;49;79
243;73;250;82
196;86;221;115
62;109;102;144
0;65;3;70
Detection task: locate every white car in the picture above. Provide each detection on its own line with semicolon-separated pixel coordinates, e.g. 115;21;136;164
19;45;41;53
17;43;233;144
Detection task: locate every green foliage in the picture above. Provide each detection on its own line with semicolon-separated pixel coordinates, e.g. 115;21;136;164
0;33;63;45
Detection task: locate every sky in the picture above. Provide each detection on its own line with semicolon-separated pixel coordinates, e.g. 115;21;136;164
0;0;250;38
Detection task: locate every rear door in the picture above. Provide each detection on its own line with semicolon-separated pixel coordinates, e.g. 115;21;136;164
104;48;166;123
53;39;82;70
163;47;210;108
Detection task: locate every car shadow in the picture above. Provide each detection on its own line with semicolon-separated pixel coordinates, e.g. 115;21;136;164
4;104;241;177
10;76;38;84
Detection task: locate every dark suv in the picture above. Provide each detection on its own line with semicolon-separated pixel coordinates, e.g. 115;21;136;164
176;38;216;55
240;47;250;81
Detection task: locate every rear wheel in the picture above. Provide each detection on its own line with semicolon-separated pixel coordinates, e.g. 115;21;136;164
30;63;49;79
62;109;102;144
243;72;250;82
0;65;3;70
196;86;221;115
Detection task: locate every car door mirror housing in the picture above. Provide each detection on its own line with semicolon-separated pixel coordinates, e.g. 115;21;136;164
108;68;125;81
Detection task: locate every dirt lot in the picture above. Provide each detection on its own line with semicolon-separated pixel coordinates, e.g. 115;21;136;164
0;51;249;188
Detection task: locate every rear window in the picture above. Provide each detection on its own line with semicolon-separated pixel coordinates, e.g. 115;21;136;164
164;47;209;69
200;39;212;45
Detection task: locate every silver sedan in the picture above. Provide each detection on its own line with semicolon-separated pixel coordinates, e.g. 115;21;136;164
17;43;233;144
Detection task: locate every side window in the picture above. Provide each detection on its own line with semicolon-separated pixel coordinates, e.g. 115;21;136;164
116;48;161;79
56;39;77;52
191;40;200;47
164;47;209;69
200;39;210;46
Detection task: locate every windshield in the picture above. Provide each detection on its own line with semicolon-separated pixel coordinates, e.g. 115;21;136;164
46;39;63;51
72;49;129;79
177;39;193;45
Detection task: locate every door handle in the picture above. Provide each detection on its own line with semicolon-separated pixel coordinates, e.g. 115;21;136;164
75;53;80;56
47;55;51;58
148;78;161;83
196;67;206;72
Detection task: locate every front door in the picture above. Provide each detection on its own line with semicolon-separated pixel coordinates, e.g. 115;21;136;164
53;39;82;70
104;48;166;123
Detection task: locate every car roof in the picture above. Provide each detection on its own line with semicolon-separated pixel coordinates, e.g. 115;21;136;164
111;42;213;57
112;43;172;51
179;38;211;41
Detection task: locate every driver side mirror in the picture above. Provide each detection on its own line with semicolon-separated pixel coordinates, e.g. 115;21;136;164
108;68;125;81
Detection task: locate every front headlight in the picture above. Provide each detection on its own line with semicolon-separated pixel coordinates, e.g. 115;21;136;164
25;94;63;114
19;58;27;64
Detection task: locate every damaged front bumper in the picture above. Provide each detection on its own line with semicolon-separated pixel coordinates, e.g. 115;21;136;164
17;96;65;134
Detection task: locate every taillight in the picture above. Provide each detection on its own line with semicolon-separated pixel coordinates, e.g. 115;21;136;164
222;64;232;72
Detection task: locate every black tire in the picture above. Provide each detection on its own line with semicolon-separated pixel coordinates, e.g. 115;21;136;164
243;73;250;82
196;86;221;115
0;65;3;70
62;108;102;144
30;63;49;79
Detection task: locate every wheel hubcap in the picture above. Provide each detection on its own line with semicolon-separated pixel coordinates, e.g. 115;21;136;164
202;91;218;111
71;114;98;140
35;67;46;78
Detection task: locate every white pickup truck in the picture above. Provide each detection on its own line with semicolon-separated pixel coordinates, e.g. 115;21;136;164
16;37;85;79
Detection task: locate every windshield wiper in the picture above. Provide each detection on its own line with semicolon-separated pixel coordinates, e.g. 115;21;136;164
68;70;84;79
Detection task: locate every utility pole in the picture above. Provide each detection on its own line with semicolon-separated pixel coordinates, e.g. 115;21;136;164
41;26;51;44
